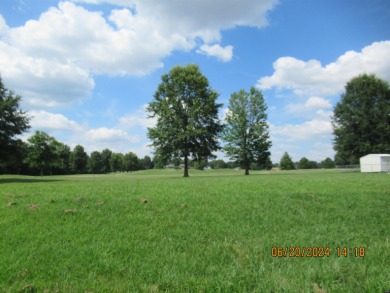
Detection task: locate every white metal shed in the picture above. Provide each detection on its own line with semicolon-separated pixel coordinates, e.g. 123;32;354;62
360;154;390;172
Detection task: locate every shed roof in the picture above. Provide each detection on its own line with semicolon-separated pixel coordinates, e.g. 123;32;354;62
360;154;390;159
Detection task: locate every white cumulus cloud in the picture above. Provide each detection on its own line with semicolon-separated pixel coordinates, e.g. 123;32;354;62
304;97;332;109
0;43;94;108
119;104;157;129
29;110;83;131
268;118;334;163
71;0;133;6
0;0;278;108
197;44;233;62
257;41;390;96
284;96;332;118
72;0;279;34
270;119;332;142
82;127;142;153
86;127;139;142
0;15;8;35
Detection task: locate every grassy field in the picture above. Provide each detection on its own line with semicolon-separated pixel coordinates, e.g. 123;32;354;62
0;169;389;292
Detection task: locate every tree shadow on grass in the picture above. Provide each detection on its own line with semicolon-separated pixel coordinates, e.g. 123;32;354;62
0;177;64;184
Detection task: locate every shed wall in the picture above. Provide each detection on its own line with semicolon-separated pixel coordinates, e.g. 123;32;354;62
360;156;381;172
360;155;390;172
381;157;390;172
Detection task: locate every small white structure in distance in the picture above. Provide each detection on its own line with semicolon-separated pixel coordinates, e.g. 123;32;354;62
360;154;390;172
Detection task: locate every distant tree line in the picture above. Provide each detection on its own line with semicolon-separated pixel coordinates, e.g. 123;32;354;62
277;152;335;170
0;130;155;176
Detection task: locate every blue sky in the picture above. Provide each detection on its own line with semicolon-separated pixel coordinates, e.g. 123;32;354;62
1;0;389;163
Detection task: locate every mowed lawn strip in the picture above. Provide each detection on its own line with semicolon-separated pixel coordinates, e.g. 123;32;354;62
0;170;389;292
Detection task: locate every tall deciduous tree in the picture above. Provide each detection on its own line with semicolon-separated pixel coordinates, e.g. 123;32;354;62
298;157;318;169
0;77;30;163
298;157;310;169
280;152;295;170
70;145;88;174
88;151;103;174
147;64;223;177
152;154;165;169
25;131;59;176
222;87;271;175
101;148;112;173
140;155;153;170
320;157;335;169
332;74;390;164
110;153;124;172
123;152;139;172
53;142;71;174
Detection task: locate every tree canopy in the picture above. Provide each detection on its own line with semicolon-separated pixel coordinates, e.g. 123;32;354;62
88;151;104;174
147;64;223;177
0;77;30;163
25;131;59;176
320;157;335;169
297;157;318;169
71;145;88;174
222;87;271;175
280;152;295;170
123;152;139;172
332;74;390;164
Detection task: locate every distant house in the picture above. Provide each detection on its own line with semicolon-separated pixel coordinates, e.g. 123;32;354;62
360;154;390;172
164;164;176;169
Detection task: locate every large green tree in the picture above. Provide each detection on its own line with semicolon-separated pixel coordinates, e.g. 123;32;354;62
320;157;335;169
0;77;30;164
101;148;112;174
25;131;59;176
70;145;88;174
123;152;139;172
88;151;103;174
0;139;28;174
140;155;153;170
147;64;223;177
53;142;71;174
332;74;390;164
222;87;271;175
297;157;318;169
280;152;295;170
110;153;124;172
209;159;227;169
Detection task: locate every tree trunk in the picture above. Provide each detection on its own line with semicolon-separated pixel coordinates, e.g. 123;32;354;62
245;161;249;175
183;155;189;177
40;168;44;177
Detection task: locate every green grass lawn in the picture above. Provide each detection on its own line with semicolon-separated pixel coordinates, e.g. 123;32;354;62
0;169;389;292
